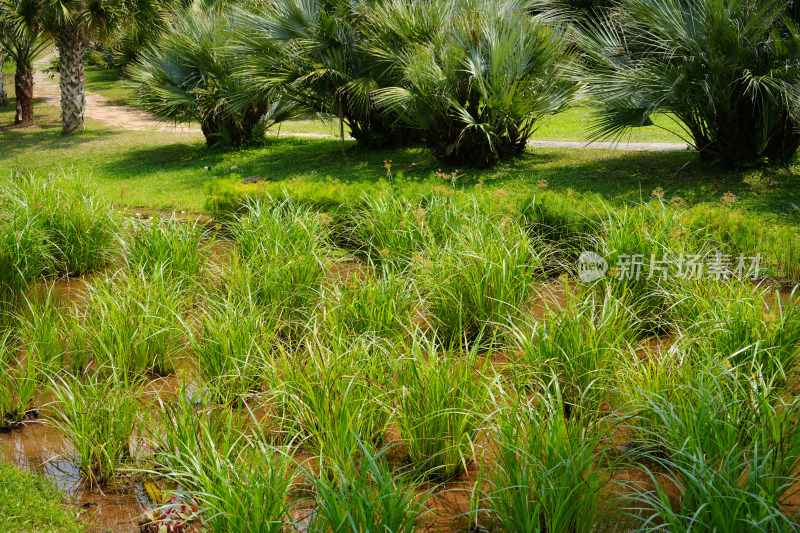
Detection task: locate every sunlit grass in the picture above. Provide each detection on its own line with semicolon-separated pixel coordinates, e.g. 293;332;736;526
0;173;797;532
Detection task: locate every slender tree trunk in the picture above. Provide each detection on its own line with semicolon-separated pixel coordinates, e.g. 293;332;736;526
55;26;86;135
338;92;345;157
14;64;34;126
0;46;7;107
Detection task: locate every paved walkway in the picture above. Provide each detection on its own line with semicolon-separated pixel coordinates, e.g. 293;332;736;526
527;139;690;152
33;55;692;152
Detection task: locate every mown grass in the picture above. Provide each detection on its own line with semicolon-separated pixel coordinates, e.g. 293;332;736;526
0;459;83;533
1;96;799;227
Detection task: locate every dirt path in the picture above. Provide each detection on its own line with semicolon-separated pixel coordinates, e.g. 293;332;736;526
33;55;691;151
33;55;198;134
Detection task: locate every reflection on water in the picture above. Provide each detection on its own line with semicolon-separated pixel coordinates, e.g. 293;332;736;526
0;421;152;533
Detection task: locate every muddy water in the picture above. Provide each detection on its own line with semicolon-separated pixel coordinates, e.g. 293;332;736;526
0;421;152;533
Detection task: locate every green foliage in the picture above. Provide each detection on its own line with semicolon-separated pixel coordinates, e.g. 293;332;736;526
223;199;329;338
579;0;800;166
0;331;41;429
0;460;83;533
349;192;477;269
279;337;391;481
588;200;713;333
370;0;575;167
0;173;118;308
321;267;418;341
72;271;187;379
48;373;141;485
424;214;542;344
486;390;614;532
628;364;800;531
129;2;294;148
0;204;53;309
230;197;327;260
393;341;491;481
191;292;278;404
509;286;637;412
670;281;800;382
152;392;250;474
122;214;210;281
306;442;429;533
682;205;800;281
17;293;68;376
234;0;420;148
5;174;119;276
152;404;294;533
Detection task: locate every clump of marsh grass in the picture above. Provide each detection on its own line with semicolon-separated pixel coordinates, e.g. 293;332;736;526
349;193;478;270
320;266;419;341
588;200;713;333
48;373;141;485
615;346;687;445
627;363;800;530
279;336;391;481
151;391;258;476
393;339;492;481
351;195;432;269
220;247;325;342
151;401;294;533
0;209;53;309
191;292;280;404
484;387;615;532
17;292;68;377
424;215;542;344
71;270;188;379
0;332;42;429
669;280;800;382
508;286;638;414
217;198;331;341
231;197;327;260
122;214;211;280
2;172;119;277
305;441;429;533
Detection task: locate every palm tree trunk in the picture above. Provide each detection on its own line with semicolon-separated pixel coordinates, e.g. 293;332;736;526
0;46;7;107
14;64;34;126
55;27;86;135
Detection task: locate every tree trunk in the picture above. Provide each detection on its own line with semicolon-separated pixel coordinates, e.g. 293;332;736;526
0;46;7;107
55;27;86;135
14;65;34;126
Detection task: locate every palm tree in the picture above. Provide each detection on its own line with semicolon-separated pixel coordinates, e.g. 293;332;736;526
0;41;7;106
233;0;421;149
578;0;800;167
92;0;188;70
38;0;127;134
128;1;294;147
369;0;576;167
0;0;47;125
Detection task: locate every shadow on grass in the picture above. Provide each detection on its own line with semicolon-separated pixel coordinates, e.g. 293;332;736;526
102;136;800;218
102;136;562;187
0;99;117;164
3;106;799;221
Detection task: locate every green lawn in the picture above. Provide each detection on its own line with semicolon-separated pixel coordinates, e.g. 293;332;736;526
80;65;686;143
0;460;83;533
534;104;685;143
84;66;139;106
1;97;798;226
